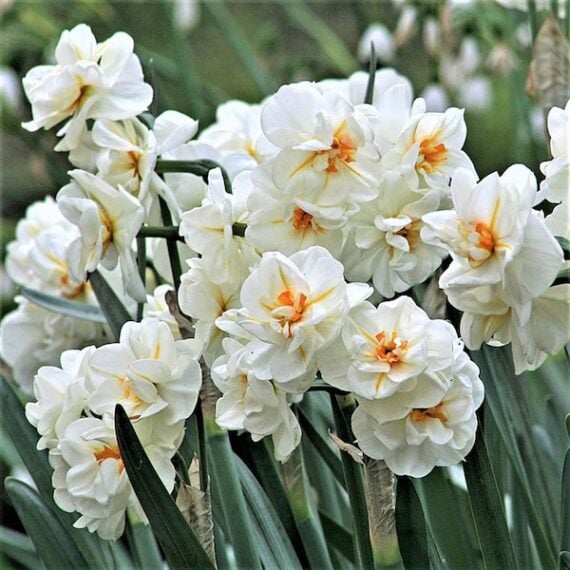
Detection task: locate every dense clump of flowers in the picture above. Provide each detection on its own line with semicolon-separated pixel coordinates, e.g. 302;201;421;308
2;22;568;543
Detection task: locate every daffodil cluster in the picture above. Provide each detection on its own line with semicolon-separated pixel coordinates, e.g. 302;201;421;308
2;23;568;542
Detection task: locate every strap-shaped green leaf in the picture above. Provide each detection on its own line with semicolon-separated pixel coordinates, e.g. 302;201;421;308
155;159;232;193
463;430;518;569
561;449;570;569
0;525;42;570
395;476;429;570
236;456;302;570
89;269;133;340
319;510;355;563
114;404;214;569
5;478;88;570
20;287;107;323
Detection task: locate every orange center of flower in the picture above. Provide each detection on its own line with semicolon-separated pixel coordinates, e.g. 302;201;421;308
292;208;314;231
417;135;448;173
474;222;495;252
94;444;124;472
410;402;448;424
375;331;408;364
128;150;142;178
396;219;422;250
277;290;307;324
99;211;114;249
325;133;357;173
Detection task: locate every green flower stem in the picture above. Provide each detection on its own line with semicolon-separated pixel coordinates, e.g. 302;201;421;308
158;198;182;291
201;369;261;570
331;395;375;569
155;160;232;194
281;444;334;570
527;0;539;40
137;225;183;241
363;460;402;568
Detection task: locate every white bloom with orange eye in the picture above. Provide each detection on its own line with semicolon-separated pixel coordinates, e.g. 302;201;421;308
352;340;484;478
0;299;107;395
199;100;274;177
57;169;145;301
178;257;243;367
259;81;381;209
342;173;447;298
211;338;302;462
85;318;202;427
49;415;176;540
245;184;344;257
216;246;352;386
25;347;93;450
539;100;570;205
381;107;474;191
179;168;258;286
22;24;152;152
318;296;455;399
93;111;198;215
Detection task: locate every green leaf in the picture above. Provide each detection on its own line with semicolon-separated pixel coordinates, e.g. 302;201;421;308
20;287;107;323
561;449;570;569
395;477;429;570
205;419;262;570
319;510;355;563
561;551;570;569
364;43;377;105
297;406;344;485
0;526;42;570
126;520;163;570
236;455;302;570
556;236;570;259
5;478;89;570
463;430;518;569
89;269;133;340
114;405;214;570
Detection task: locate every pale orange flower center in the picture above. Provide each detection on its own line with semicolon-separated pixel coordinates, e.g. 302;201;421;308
417;135;448;173
410;402;448;424
292;208;314;231
94;444;124;472
375;331;408;364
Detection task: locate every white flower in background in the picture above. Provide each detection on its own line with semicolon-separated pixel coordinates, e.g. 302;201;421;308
394;5;418;47
179;168;257;285
540;100;570;205
144;284;181;339
93;111;198;215
422;17;441;57
0;299;107;394
178;257;242;366
22;24;152;151
422;166;563;320
457;77;492;112
50;415;176;540
216;246;352;386
25;347;93;450
343;174;447;298
246;180;345;257
358;23;395;64
353;340;484;477
211;338;302;461
382;107;474;191
259;81;381;210
85;318;202;426
420;84;450;113
199;100;273;177
319;296;455;399
173;0;200;31
57;169;145;301
0;66;22;110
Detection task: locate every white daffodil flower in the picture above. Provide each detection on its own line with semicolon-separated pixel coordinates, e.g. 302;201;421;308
199;100;275;177
0;299;107;394
50;415;176;540
25;347;93;450
539;100;569;205
93;111;198;215
178;257;242;366
179;168;258;285
216;246;355;386
245;183;345;257
381;107;474;191
144;284;181;339
85;318;202;426
353;340;484;478
57;169;146;301
258;81;381;210
22;24;152;151
343;173;447;298
211;338;302;462
318;296;455;399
